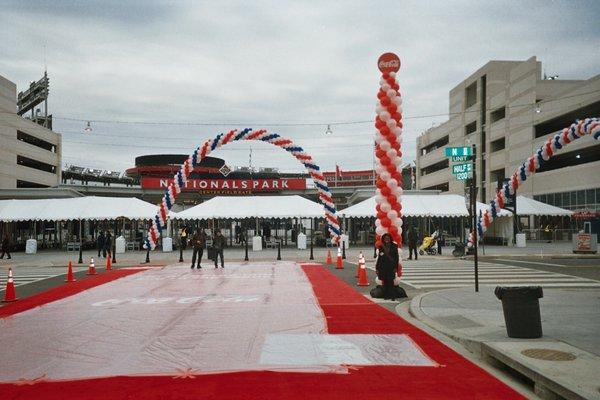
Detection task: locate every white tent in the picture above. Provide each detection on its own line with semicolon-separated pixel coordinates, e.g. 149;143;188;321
513;196;573;216
0;196;161;222
339;194;511;218
173;195;325;220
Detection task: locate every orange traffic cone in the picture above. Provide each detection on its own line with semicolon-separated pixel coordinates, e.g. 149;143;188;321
335;247;343;269
3;268;18;302
357;253;369;286
326;250;332;265
355;251;364;278
106;256;112;271
87;257;97;275
65;260;76;282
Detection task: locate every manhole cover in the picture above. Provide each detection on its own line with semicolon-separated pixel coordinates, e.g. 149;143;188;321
521;348;576;361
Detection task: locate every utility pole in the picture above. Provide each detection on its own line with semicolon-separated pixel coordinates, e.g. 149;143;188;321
471;144;479;292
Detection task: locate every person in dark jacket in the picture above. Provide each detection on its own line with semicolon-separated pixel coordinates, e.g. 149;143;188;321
97;231;105;258
375;233;399;300
212;230;226;268
180;226;188;250
0;233;11;259
104;231;113;258
190;229;207;269
407;225;418;260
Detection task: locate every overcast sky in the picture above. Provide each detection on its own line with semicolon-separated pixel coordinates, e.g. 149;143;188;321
1;0;599;174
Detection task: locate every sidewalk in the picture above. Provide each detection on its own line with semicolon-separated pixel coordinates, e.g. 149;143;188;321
409;286;600;400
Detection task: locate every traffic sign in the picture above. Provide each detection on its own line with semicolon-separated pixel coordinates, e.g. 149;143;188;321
452;163;472;174
445;146;472;157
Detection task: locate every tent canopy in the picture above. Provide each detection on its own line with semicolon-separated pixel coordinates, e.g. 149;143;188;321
0;196;161;222
340;194;512;218
513;196;573;216
173;195;325;220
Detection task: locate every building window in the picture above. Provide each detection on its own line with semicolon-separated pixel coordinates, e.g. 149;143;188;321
490;137;505;152
420;135;449;155
17;131;56;152
17;180;49;188
422;182;449;192
490;106;505;123
465;121;477;136
537;143;600;173
465;82;477;108
420;159;449;176
490;168;505;184
534;100;600;138
17;155;56;174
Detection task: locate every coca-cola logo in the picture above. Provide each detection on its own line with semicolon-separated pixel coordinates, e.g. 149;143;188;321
378;52;401;73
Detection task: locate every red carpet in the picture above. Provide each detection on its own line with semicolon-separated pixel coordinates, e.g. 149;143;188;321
0;268;146;318
0;263;525;399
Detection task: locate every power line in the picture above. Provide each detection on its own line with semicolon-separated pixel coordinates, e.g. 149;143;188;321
4;88;597;128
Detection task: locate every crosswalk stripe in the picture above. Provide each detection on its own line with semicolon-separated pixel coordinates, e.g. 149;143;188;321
368;261;600;289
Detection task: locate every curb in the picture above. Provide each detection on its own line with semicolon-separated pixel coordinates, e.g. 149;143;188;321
408;291;485;356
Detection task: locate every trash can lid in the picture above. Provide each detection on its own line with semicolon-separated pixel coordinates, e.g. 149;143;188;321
494;286;543;300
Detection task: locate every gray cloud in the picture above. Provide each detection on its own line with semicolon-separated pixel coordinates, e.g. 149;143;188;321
1;0;599;174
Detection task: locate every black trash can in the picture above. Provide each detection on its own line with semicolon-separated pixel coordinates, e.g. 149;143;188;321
494;286;543;338
207;246;216;261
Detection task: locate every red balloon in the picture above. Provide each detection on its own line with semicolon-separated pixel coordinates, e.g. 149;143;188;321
375;118;385;129
392;203;401;212
381;97;390;107
387;104;397;114
387;164;396;173
381;187;391;197
377;90;386;99
382;72;390;80
381;218;391;228
375;149;385;159
375;239;382;248
375;203;381;212
380;126;390;136
392;83;399;91
376;180;385;189
392;113;402;121
380;156;390;166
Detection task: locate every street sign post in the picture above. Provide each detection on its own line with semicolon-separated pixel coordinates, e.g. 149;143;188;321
445;147;472;157
452;164;472;174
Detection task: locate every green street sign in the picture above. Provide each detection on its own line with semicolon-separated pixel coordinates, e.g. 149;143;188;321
451;155;470;162
445;146;472;157
455;171;471;181
452;163;472;174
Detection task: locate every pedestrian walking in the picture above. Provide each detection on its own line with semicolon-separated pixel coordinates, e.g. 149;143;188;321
190;228;207;269
97;231;105;258
375;233;399;300
408;225;418;260
437;228;444;255
0;233;12;259
104;231;113;259
212;229;226;268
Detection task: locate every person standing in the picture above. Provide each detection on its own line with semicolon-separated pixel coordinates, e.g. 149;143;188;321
180;226;188;250
375;233;399;300
0;233;11;259
97;231;105;258
104;231;113;259
436;228;444;255
212;229;226;268
408;225;418;260
190;228;207;269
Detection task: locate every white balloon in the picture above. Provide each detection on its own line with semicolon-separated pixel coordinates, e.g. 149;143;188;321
375;194;385;204
386;89;396;98
381;202;391;213
381;82;391;91
375;104;384;114
380;140;391;151
376;226;386;236
386;119;396;129
392;126;402;136
397;219;403;227
387;210;398;220
375;218;382;227
393;96;403;106
397;106;403;114
389;71;396;79
379;111;391;121
386;179;397;190
386;148;396;159
380;171;391;181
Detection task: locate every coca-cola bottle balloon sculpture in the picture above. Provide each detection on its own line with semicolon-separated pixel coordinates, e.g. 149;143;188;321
374;53;404;274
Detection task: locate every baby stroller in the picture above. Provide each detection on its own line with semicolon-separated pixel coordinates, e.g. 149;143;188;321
418;230;439;255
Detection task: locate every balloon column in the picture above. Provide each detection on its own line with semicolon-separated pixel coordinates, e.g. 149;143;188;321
143;128;341;250
374;53;404;256
468;118;600;247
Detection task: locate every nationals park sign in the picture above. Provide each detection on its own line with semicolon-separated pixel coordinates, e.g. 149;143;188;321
141;177;307;192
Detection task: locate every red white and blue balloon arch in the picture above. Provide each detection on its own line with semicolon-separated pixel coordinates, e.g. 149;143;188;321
469;117;600;247
144;129;341;250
